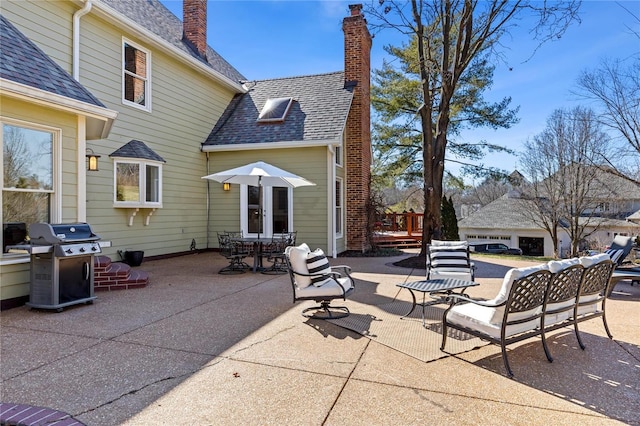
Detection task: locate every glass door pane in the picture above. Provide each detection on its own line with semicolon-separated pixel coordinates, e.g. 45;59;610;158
247;185;261;234
272;187;288;233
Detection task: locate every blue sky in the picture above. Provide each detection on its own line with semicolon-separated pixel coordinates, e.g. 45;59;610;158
160;1;639;179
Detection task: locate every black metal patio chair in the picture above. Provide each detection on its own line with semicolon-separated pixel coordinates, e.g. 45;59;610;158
262;231;297;274
217;232;250;274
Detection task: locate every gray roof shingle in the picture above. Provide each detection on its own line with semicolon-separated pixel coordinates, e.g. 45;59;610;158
110;139;166;162
100;0;245;84
0;14;106;108
459;193;540;230
203;72;354;147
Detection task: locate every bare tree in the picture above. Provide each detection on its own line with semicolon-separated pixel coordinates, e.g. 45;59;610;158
2;127;51;223
463;176;511;207
519;107;618;257
366;0;580;254
575;58;640;183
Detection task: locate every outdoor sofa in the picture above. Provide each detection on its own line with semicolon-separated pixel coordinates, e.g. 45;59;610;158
441;253;615;377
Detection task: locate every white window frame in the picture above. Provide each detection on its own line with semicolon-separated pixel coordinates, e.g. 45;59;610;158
1;117;61;261
112;158;163;208
122;38;152;112
336;177;344;238
240;185;293;237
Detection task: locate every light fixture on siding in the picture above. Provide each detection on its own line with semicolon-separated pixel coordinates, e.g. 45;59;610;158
223;182;231;191
86;148;101;171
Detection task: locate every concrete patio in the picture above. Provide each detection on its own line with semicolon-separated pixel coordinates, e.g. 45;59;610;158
1;251;639;425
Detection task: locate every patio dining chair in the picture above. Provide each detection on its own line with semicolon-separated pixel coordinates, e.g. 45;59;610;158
225;230;255;257
217;232;250;274
284;243;354;319
262;231;297;275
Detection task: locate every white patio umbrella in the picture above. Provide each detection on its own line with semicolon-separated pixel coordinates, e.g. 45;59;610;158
202;161;316;239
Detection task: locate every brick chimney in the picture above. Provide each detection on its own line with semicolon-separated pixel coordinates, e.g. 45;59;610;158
343;4;372;252
183;0;207;59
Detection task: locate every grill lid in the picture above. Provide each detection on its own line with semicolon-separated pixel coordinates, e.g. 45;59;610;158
29;223;100;245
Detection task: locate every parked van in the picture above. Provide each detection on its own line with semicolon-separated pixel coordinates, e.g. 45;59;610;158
470;243;523;255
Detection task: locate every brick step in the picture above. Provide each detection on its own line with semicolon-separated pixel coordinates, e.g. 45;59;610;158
93;255;149;291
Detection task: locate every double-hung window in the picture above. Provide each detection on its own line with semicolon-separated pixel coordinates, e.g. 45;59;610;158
122;39;151;111
1;119;59;254
336;177;343;237
113;159;162;207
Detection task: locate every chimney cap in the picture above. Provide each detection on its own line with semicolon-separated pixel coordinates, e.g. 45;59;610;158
349;4;363;16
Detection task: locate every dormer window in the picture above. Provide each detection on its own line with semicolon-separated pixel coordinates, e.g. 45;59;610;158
257;97;293;122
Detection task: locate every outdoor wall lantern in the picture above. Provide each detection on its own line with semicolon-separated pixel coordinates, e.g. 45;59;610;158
223;182;231;191
86;148;101;171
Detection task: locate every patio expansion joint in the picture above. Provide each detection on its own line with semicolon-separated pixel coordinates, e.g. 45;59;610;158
1;327;106;382
321;337;371;425
110;279;274;349
72;373;184;420
345;374;614;422
225;324;297;356
615;338;640;363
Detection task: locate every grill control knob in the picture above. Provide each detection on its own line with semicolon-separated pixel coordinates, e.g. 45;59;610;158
91;246;97;251
65;248;73;254
79;247;86;253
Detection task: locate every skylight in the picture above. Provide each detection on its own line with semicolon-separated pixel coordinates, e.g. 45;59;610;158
257;97;293;122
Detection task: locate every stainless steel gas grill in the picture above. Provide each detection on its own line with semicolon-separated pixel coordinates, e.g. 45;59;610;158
27;223;101;311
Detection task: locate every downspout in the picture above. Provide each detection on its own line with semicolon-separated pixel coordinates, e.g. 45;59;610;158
73;1;92;223
73;0;92;81
328;145;336;258
205;152;211;248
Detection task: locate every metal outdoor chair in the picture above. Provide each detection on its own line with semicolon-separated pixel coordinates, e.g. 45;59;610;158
284;243;354;319
225;230;255;258
427;240;475;281
262;231;297;275
604;235;633;268
217;232;250;274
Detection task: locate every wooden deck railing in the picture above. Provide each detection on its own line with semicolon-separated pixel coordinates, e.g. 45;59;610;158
374;212;424;237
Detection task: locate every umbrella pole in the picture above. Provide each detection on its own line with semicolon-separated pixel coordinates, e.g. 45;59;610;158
258;175;262;240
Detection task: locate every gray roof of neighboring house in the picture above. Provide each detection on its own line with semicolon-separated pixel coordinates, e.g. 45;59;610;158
584;168;640;199
110;140;166;162
576;216;640;229
203;72;354;147
460;191;640;231
459;193;541;230
0;14;106;108
628;210;640;220
100;0;245;84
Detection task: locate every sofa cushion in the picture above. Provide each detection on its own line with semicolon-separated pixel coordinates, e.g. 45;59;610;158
578;253;610;268
306;248;332;286
487;263;549;324
547;257;580;273
489;263;549;306
285;243;312;288
447;303;541;339
295;276;353;298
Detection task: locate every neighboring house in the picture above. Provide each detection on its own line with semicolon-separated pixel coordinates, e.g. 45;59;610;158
459;170;640;257
0;0;372;309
